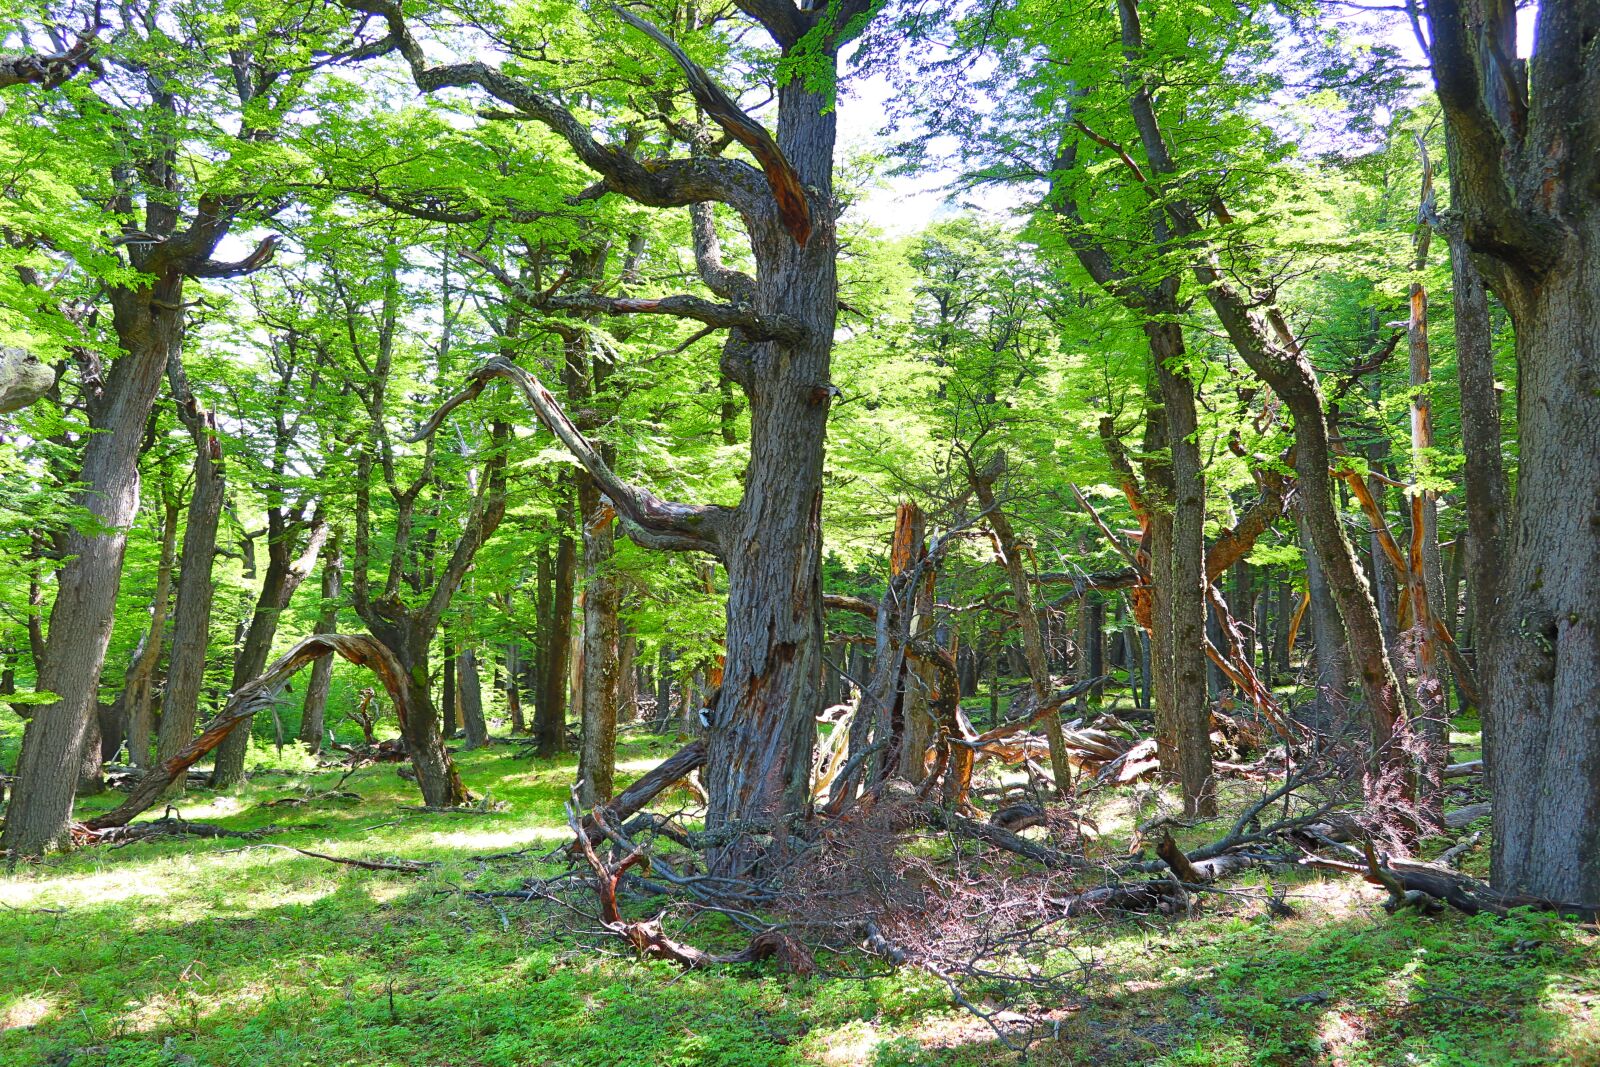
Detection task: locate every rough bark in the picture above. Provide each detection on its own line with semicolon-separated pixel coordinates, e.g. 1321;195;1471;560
4;295;185;856
1423;0;1600;902
539;519;577;758
156;356;227;796
125;496;181;768
1152;323;1216;817
457;645;487;749
577;490;620;802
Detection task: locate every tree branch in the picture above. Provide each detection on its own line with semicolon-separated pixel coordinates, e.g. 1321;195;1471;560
410;358;728;556
613;6;812;246
344;0;768;217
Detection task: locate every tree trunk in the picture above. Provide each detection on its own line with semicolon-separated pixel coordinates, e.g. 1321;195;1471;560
699;72;839;872
157;403;225;789
1482;262;1600;903
1153;330;1216;817
538;525;576;758
577;480;620;804
299;540;343;753
369;619;468;807
503;644;526;734
1448;237;1507;681
968;460;1072;792
1299;509;1350;715
126;497;181;769
441;636;457;739
2;286;187;856
214;519;327;787
458;645;487;749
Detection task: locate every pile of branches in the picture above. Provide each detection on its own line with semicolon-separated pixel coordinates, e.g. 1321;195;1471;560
471;746;1390;1052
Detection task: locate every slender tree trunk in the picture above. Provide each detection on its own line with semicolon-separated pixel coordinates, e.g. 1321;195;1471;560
1153;330;1216;817
458;645;487;749
214;520;327;787
126;497;181;769
503;644;526;734
157;406;226;787
1448;238;1507;681
577;480;620;804
969;460;1072;792
299;540;342;752
1299;509;1349;713
538;524;576;758
441;636;457;739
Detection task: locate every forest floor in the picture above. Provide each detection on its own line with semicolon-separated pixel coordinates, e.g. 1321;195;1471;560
3;719;1598;1067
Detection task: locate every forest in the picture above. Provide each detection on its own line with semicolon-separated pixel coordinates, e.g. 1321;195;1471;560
1;0;1597;1062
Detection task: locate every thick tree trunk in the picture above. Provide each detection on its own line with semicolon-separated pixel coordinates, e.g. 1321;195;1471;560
538;526;576;758
699;72;837;870
502;644;526;734
458;646;487;749
1483;261;1600;904
158;407;225;787
3;289;181;857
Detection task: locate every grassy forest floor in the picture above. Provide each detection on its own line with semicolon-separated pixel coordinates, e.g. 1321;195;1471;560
3;713;1598;1067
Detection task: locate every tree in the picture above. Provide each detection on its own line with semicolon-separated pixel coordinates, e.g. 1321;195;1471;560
2;0;329;856
353;0;874;870
1421;0;1600;903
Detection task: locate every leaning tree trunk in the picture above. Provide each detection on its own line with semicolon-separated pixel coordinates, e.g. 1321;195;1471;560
2;291;181;857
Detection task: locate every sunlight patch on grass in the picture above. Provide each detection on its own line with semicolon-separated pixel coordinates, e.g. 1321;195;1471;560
0;993;58;1033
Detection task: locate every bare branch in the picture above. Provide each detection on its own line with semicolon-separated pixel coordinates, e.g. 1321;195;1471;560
411;358;729;556
344;0;768;217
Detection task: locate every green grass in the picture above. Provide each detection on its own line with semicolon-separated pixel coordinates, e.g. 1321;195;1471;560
2;729;1596;1066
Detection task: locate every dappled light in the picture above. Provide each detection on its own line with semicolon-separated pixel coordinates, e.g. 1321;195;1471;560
3;0;1598;1062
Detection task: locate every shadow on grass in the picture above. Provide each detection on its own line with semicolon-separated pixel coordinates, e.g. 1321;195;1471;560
3;737;1594;1067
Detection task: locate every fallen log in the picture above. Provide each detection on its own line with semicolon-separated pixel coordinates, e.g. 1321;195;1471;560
1444;759;1483;779
569;739;707;850
923;804;1079;870
1301;842;1599;922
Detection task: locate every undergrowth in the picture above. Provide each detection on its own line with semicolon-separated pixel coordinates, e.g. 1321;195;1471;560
1;727;1595;1066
